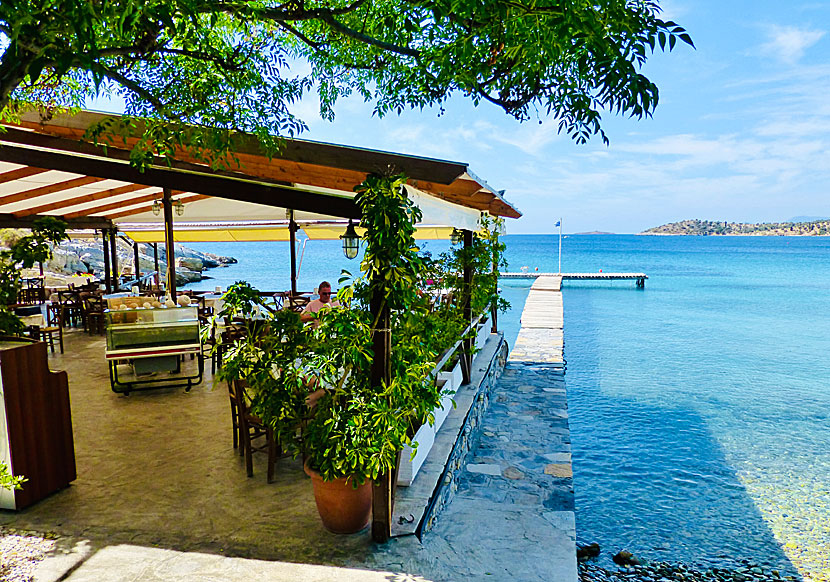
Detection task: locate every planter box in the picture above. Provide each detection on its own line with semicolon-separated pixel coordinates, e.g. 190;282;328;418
396;423;435;487
432;393;456;435
438;360;463;394
431;378;452;434
475;318;490;351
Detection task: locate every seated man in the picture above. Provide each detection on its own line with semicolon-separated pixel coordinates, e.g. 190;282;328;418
300;281;341;323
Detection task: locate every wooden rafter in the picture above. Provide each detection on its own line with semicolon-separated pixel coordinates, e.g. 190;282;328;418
13;183;151;217
0;166;50;184
0;175;106;206
104;194;210;220
62;189;185;219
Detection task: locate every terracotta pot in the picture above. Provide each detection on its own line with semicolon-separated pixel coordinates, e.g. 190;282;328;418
304;462;372;534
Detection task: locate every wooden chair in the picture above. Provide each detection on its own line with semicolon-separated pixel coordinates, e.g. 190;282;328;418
230;379;278;483
81;294;105;335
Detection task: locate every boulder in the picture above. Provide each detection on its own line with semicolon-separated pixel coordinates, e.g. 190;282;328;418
577;543;601;562
177;257;204;272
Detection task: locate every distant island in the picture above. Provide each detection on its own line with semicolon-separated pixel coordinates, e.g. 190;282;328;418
574;231;615;235
641;219;830;236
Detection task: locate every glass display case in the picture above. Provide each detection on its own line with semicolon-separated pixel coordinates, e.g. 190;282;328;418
104;305;203;395
105;306;199;352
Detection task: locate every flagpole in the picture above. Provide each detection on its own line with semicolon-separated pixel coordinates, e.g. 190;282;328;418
558;218;562;274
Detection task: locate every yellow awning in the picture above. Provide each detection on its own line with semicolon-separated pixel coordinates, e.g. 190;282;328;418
120;222;456;242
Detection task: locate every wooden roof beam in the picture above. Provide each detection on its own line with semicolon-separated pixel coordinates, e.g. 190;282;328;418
0;213;111;230
13;183;151;217
0;175;106;206
0;166;50;184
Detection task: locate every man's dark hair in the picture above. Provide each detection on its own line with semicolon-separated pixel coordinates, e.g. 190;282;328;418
319;281;331;290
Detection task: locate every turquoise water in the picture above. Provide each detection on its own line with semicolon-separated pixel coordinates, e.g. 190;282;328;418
187;235;830;578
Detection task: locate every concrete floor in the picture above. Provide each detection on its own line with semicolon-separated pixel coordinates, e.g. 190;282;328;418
0;329;379;565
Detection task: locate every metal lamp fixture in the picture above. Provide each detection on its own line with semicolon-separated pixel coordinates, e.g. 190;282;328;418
151;200;162;216
174;199;185;216
340;220;360;259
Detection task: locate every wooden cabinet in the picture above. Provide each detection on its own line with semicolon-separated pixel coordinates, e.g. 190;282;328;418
0;338;75;510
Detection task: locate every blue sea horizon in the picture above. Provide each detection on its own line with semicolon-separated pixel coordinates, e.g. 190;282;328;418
186;234;830;579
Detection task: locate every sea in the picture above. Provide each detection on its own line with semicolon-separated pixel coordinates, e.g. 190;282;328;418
185;234;830;580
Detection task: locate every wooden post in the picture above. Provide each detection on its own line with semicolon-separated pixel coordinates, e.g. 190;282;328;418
102;230;112;293
133;240;141;282
153;243;160;288
109;227;118;291
162;188;177;299
289;210;298;296
491;252;498;334
370;287;392;543
462;229;473;384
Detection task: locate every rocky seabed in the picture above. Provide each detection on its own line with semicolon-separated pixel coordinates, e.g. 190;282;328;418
580;559;806;582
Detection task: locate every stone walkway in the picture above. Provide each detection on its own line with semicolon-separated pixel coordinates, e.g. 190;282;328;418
386;276;577;581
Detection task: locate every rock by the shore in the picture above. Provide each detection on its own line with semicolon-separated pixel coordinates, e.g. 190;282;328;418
40;239;235;285
578;542;602;562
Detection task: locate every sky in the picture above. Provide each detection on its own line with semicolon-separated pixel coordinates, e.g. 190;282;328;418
91;1;830;234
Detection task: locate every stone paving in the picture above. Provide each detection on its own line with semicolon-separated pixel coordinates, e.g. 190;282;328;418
405;362;577;582
381;275;577;582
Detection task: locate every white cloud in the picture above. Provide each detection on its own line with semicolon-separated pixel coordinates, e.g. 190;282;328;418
758;25;825;64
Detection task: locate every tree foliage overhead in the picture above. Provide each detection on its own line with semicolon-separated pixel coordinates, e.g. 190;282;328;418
0;0;692;157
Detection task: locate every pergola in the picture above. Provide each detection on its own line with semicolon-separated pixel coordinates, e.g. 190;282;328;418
0;109;519;296
0;108;521;540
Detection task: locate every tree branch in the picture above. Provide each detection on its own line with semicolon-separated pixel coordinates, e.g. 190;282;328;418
97;66;169;113
314;12;420;58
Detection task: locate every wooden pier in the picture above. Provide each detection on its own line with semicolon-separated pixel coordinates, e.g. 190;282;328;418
501;272;647;287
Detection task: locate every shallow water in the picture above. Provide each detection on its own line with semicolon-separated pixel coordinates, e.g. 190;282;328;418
500;235;830;579
188;235;830;579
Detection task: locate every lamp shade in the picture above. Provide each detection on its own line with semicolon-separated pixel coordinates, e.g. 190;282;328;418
340;220;360;259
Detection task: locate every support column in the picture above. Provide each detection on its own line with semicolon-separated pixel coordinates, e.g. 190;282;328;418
163;188;176;299
109;227;118;291
133;240;141;283
370;287;392;543
289;210;298;296
491;252;498;334
461;229;473;383
102;230;112;294
153;243;160;288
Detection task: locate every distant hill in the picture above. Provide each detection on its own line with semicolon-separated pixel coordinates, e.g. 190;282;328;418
641;219;830;236
574;231;615;235
790;216;829;223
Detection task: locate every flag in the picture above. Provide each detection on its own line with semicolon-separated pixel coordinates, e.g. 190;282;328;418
555;221;561;227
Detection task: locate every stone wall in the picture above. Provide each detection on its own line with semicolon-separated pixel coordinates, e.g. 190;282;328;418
419;337;509;535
